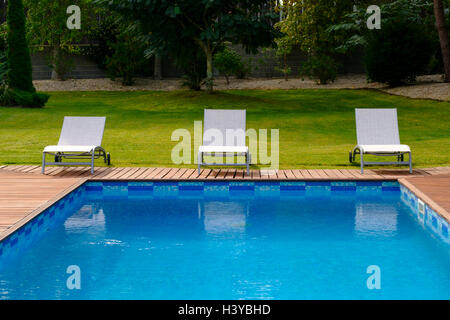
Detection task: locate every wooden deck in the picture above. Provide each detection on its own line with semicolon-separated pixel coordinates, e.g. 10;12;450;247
0;165;449;240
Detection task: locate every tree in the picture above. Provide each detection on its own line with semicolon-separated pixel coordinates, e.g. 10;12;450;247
275;0;354;83
329;0;447;84
433;0;450;82
7;0;34;92
97;0;279;92
214;47;242;84
365;20;432;86
1;0;49;107
24;0;102;80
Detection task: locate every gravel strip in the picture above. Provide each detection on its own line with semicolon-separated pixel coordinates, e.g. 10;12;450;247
33;74;450;101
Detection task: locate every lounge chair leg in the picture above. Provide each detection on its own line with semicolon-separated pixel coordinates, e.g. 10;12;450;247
360;153;364;174
198;152;202;175
41;152;46;174
246;152;250;175
91;152;95;174
409;152;413;174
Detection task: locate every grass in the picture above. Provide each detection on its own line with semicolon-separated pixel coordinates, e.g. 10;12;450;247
0;89;449;169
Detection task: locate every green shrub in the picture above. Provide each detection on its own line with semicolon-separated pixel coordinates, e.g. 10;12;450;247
214;47;242;84
174;44;206;91
6;0;35;93
0;87;49;108
364;20;432;87
0;53;7;85
235;58;252;79
300;54;338;84
106;31;151;86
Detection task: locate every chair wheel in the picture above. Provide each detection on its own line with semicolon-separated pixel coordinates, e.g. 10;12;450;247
349;151;353;163
106;153;111;166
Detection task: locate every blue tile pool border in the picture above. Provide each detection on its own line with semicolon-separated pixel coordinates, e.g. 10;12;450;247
1;179;448;258
399;184;450;244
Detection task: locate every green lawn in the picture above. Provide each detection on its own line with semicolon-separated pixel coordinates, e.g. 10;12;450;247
0;89;449;169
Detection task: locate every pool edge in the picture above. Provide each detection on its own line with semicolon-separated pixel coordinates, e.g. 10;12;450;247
398;178;450;224
0;177;89;243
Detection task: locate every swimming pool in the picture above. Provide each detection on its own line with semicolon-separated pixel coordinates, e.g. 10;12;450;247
0;181;449;299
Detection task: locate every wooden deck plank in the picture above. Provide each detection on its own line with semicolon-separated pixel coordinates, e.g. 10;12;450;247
206;169;221;180
198;169;212;179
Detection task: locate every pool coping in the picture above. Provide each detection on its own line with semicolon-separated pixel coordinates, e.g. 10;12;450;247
398;178;450;223
0;178;88;243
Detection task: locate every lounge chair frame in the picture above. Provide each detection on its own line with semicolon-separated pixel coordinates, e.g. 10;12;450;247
42;147;109;174
351;108;412;174
198;150;251;175
42;117;109;174
197;109;251;175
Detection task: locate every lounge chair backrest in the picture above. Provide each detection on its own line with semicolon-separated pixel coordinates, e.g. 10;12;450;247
203;109;246;147
355;109;401;145
58;116;106;146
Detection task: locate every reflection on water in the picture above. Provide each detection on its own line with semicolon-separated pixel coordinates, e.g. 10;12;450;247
199;201;249;236
64;204;105;235
354;203;398;237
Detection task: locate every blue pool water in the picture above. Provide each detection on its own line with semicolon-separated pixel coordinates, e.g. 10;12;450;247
0;181;449;300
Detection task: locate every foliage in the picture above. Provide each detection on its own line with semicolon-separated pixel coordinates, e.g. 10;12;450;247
329;0;438;54
365;20;433;86
275;37;293;81
0;87;49;108
176;43;207;91
97;0;279;92
276;0;355;56
234;58;252;79
24;0;104;80
275;0;355;84
81;16;122;71
1;0;48;108
105;30;150;86
6;0;35;93
300;54;338;84
214;47;242;84
0;22;7;53
0;53;6;85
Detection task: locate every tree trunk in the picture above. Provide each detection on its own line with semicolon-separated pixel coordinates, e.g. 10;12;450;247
433;0;450;82
205;48;214;93
154;54;162;80
51;45;64;81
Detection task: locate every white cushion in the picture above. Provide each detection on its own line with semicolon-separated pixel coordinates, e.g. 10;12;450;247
199;146;248;153
358;144;411;153
43;145;97;153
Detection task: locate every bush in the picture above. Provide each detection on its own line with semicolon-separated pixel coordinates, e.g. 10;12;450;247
173;44;206;91
214;48;242;84
106;31;151;86
300;54;338;84
0;53;6;85
364;20;432;86
234;58;252;79
6;0;35;93
82;17;121;71
0;87;49;108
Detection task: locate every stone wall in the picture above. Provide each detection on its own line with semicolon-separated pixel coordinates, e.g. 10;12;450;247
31;51;106;80
31;46;365;80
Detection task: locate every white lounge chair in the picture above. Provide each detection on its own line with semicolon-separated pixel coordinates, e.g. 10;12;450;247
350;108;412;174
198;109;251;175
42;117;110;174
